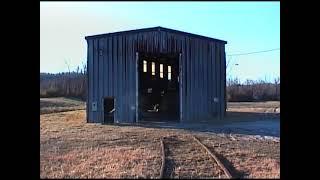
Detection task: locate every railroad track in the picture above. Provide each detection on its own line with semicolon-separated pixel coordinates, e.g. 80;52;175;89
159;135;233;179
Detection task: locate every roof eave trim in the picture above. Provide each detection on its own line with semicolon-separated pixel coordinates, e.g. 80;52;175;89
85;26;227;44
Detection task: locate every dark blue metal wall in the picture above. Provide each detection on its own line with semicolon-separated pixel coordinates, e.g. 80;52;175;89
86;27;226;123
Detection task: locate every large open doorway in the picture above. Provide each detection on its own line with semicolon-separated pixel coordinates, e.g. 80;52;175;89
138;52;180;122
103;97;115;123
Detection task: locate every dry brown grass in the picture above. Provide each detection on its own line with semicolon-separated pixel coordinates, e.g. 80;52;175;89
41;110;163;178
41;109;279;178
40;97;85;114
199;134;280;178
162;135;227;178
227;101;280;113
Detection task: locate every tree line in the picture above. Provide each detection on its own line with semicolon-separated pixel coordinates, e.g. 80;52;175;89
40;65;87;100
40;65;279;102
227;77;280;102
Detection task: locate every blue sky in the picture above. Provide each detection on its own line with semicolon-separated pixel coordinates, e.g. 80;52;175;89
40;2;280;82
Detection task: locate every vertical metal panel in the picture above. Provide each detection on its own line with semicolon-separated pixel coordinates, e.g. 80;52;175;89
158;29;161;52
126;35;134;123
196;39;201;120
135;52;139;123
188;37;193;121
128;35;134;123
196;39;200;120
128;35;132;123
211;41;218;119
221;44;226;118
126;35;130;122
103;38;108;98
113;36;118;122
208;42;213;117
186;37;190;121
103;37;109;123
181;36;186;122
152;31;156;53
207;42;211;117
179;53;183;122
207;41;211;119
124;35;129;122
118;35;123;122
98;39;104;123
190;37;195;121
205;42;210;117
133;33;138;121
86;40;89;122
88;39;93;122
192;38;197;120
93;39;99;122
122;35;127;122
159;31;163;53
130;35;134;123
202;40;206;119
199;39;204;119
108;37;113;97
216;43;221;119
213;42;217;115
125;35;129;122
203;40;208;119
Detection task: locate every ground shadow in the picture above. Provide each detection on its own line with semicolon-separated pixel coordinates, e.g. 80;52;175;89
215;153;249;178
162;136;177;178
106;111;280;137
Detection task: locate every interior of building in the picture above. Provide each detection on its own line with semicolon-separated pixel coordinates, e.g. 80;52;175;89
138;52;180;122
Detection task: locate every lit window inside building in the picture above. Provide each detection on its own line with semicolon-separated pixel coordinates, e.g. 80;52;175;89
160;64;163;78
143;60;147;72
152;62;155;75
168;65;171;80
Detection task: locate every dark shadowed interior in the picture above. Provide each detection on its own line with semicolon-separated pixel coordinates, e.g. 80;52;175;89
103;97;115;123
138;52;180;122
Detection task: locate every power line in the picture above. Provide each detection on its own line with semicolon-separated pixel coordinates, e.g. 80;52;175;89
227;48;280;56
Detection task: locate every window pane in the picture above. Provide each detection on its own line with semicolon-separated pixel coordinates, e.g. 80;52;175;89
152;62;155;75
168;65;171;80
143;60;147;72
160;64;163;78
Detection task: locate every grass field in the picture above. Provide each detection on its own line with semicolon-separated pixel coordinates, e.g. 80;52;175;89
40;98;280;178
40;97;85;114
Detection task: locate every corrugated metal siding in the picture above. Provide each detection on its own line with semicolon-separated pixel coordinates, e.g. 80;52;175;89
86;29;226;123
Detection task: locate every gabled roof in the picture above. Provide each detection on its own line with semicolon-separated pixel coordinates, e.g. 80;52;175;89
85;26;227;44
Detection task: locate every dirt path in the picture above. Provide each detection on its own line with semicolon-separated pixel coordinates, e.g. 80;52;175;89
162;135;227;178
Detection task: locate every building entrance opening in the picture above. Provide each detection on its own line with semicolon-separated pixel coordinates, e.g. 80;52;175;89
138;53;180;122
103;97;115;123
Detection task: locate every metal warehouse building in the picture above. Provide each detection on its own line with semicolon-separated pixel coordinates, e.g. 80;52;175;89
85;26;227;124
